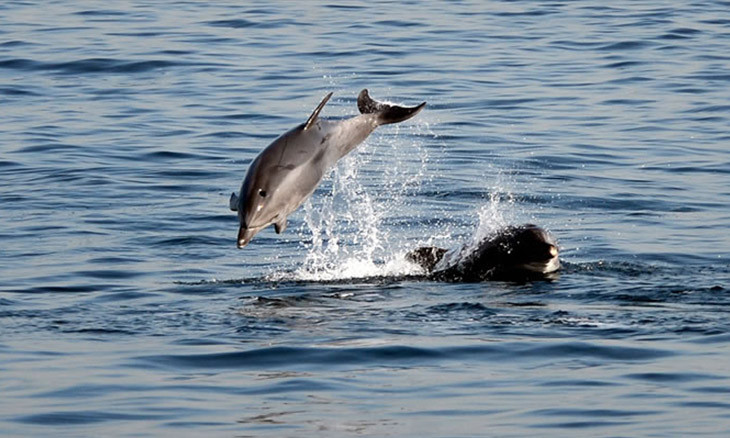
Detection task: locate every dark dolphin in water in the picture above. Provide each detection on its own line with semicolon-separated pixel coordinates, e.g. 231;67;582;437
230;89;426;248
406;224;560;281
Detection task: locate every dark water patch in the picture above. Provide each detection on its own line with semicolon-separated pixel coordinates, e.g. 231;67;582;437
63;327;136;335
373;19;423;28
14;410;167;425
156;49;195;56
16;142;79;155
136;345;444;371
0;159;22;168
606;75;653;85
205;18;304;30
248;295;328;308
531;419;631;429
531;407;657;419
142;150;204;161
35;383;147;399
10;284;104;294
73;9;126;17
549;40;606;51
31;26;94;34
686;73;730;82
425;302;497;317
602;60;646;69
212;112;288;122
625;372;723;383
683;104;730;114
75;269;143;280
172;338;234;347
138;235;228;248
613;293;664;304
700;18;730;25
601;98;654;106
106;31;169;38
691;386;730;394
87;256;142;265
137;341;673;372
691;333;730;344
599;41;654;51
197;130;251;139
325;4;366;10
539;379;618;388
675;401;730;410
557;194;696;213
502;301;547;308
0;40;34;48
663;27;702;37
174;277;264;286
0;86;39;96
90;290;159;303
152;167;220;178
0;58;197;74
493;8;557;17
651;163;730;176
481;97;538;109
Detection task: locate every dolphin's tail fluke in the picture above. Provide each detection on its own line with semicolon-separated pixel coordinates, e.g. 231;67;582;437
357;89;426;125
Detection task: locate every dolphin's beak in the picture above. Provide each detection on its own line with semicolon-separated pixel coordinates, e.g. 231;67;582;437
237;226;257;249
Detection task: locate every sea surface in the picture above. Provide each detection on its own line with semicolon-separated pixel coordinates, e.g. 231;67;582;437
2;1;730;437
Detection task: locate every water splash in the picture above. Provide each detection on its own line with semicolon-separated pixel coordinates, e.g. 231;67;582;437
278;122;432;281
472;189;517;244
434;188;519;272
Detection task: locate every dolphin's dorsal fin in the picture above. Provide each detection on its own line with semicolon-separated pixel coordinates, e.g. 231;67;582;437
229;193;239;211
304;92;333;131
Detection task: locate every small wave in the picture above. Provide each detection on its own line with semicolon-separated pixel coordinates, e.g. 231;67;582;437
0;86;40;96
0;58;198;74
135;341;674;371
74;9;127;17
15;410;164;425
205;18;303;29
598;40;653;51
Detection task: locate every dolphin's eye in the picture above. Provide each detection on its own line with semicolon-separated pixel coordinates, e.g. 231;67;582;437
258;189;267;198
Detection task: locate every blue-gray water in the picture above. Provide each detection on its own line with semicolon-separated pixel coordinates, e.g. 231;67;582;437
2;1;730;436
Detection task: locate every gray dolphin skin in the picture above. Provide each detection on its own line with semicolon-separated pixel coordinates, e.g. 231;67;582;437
406;224;560;281
230;89;426;248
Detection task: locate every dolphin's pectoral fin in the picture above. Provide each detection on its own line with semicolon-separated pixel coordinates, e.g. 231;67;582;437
274;217;287;234
304;92;334;131
357;89;426;126
229;193;239;212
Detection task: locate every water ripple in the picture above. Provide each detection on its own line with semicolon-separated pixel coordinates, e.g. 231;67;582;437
137;341;673;371
2;0;730;435
0;58;213;74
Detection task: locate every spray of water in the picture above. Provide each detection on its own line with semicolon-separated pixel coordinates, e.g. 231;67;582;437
283;123;428;281
262;88;527;282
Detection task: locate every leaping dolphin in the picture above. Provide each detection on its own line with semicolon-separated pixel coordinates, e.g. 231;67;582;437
230;89;426;248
